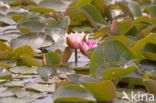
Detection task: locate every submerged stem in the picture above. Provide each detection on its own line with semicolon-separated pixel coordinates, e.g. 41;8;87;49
75;49;78;63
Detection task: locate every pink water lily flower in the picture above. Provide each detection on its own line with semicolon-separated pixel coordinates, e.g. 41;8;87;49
65;32;85;49
80;41;97;56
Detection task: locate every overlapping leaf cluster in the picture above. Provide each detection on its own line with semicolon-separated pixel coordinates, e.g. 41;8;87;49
0;0;156;103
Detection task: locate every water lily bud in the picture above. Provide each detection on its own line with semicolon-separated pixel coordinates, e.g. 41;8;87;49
79;41;97;56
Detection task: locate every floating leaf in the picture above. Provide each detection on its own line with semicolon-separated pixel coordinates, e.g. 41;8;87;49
142;43;156;61
25;82;55;92
9;45;35;60
118;19;134;35
100;66;137;80
80;4;107;24
91;0;111;19
11;15;28;23
69;0;91;8
118;72;144;87
39;0;71;12
12;88;44;99
9;0;36;6
10;66;37;74
147;5;156;17
108;36;135;48
0;71;12;79
29;6;55;13
0;88;14;98
127;1;142;17
80;79;116;101
37;65;57;81
0;62;11;69
17;20;45;33
0;97;31;103
131;34;156;59
20;56;42;66
0;41;13;59
0;80;25;87
10;32;54;49
53;84;95;102
90;40;136;74
144;79;156;94
44;52;61;66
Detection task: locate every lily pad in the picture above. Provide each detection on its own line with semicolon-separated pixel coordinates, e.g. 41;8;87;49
44;52;61;66
0;71;12;79
127;1;141;17
80;4;107;24
100;65;137;80
25;82;55;92
143;79;156;94
17;20;45;33
90;40;136;74
0;97;31;103
80;79;116;101
39;0;71;12
10;66;37;74
0;88;14;98
20;56;42;66
53;84;95;102
9;45;35;60
37;65;57;81
12;88;44;99
10;32;54;50
29;6;55;13
0;80;25;87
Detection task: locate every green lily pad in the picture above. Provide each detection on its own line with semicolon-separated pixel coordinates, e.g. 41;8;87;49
69;0;91;8
90;40;136;74
9;0;36;6
0;89;14;98
17;19;45;33
147;5;156;17
0;71;12;79
11;88;44;99
118;72;144;88
80;4;107;24
9;45;35;60
29;6;55;13
118;19;134;35
39;0;71;12
127;1;142;17
20;56;42;66
0;97;31;103
25;82;55;92
53;84;95;102
11;15;28;23
101;66;137;80
10;66;37;74
0;80;25;87
143;79;156;94
108;36;135;48
142;43;156;61
10;32;54;50
0;62;11;69
37;65;57;81
131;34;156;59
80;79;116;101
0;41;13;59
44;52;61;66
